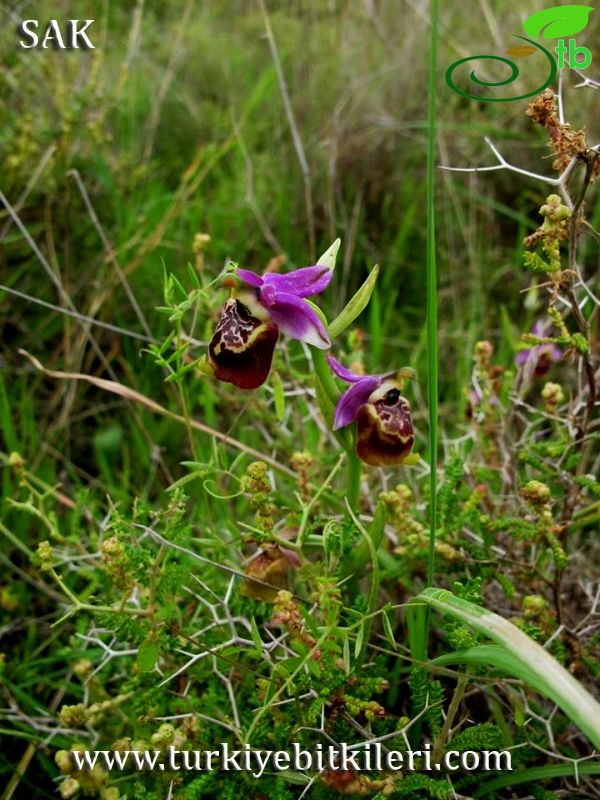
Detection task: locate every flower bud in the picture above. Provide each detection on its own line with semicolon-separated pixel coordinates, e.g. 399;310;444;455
541;381;564;413
521;480;551;508
243;546;291;601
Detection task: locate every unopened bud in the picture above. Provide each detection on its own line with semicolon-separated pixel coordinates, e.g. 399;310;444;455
37;540;53;569
541;381;564;412
521;480;551;507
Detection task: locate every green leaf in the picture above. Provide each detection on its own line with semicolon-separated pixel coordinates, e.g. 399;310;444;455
276;771;311;786
413;587;600;749
433;644;544;689
340;500;386;577
342;632;351;673
475;762;600;798
316;237;341;271
202;474;244;500
382;609;398;651
136;639;158;672
306;656;321;678
186;262;202;290
523;5;594;39
264;670;281;704
328;265;380;339
250;616;263;657
354;622;365;660
166;472;201;491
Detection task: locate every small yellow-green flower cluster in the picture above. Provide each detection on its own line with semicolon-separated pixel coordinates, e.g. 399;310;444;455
290;450;315;501
244;461;276;534
272;589;318;656
100;537;134;591
541;381;565;414
521;480;567;570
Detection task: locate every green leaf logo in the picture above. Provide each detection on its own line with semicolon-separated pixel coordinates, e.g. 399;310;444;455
523;5;594;39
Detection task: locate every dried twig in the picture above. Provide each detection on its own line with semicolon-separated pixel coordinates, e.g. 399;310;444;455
19;349;295;478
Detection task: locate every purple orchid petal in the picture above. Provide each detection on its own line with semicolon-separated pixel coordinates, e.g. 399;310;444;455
516;318;564;369
327;355;364;384
515;349;530;366
333;377;382;430
279;546;302;568
516;338;562;368
262;291;330;349
262;265;333;298
236;268;264;288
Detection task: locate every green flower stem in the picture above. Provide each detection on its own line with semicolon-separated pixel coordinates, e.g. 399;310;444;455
312;348;358;505
410;0;438;748
346;448;362;513
296;454;344;554
432;674;469;764
175;318;199;463
0;520;35;559
335;454;362;602
426;0;439;593
47;566;151;624
270;533;301;552
244;623;334;745
346;500;379;665
311;347;340;418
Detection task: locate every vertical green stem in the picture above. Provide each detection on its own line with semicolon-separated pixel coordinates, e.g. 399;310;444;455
432;674;469;763
313;349;361;512
411;0;439;725
176;319;199;463
425;0;439;595
312;348;340;413
346;449;361;513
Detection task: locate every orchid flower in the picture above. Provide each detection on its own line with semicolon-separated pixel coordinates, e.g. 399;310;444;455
516;320;562;377
208;262;333;390
328;355;415;467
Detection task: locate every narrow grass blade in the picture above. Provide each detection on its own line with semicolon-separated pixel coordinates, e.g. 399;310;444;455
410;0;439;695
425;0;439;592
340;500;385;577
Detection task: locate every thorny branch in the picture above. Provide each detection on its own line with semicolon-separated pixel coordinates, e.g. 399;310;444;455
440;84;599;633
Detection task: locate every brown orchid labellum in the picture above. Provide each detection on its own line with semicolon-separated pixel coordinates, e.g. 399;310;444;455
242;544;299;601
208;296;278;390
355;380;414;467
208;260;334;389
328;356;415;467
